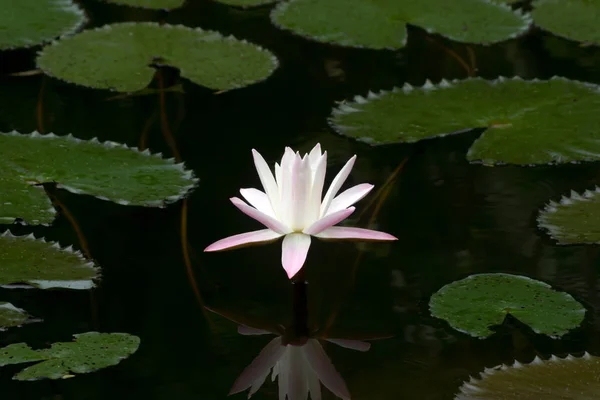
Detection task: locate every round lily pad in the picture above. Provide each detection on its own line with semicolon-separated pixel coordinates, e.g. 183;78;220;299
330;77;600;166
0;231;97;290
0;0;86;50
532;0;600;45
100;0;185;8
0;303;38;330
0;332;140;381
0;131;197;225
456;353;600;399
270;0;530;49
36;22;278;92
429;273;585;339
538;187;600;245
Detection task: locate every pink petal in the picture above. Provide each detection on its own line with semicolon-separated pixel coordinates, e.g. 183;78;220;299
240;188;276;218
320;155;357;217
229;337;285;396
252;149;280;215
230;197;291;234
325;338;371;352
204;229;283;252
281;233;312;279
303;207;355;235
315;226;397;241
326;183;374;216
304;339;351;400
238;325;273;336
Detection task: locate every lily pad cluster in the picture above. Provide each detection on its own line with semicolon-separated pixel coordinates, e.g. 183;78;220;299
532;0;600;45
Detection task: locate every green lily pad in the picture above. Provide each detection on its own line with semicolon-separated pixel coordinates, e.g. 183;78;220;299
429;273;585;339
0;231;97;290
532;0;600;45
456;353;600;399
270;0;530;49
0;0;86;50
36;22;278;92
0;131;197;225
100;0;185;8
0;332;140;381
330;76;600;166
0;303;38;330
216;0;277;6
538;187;600;245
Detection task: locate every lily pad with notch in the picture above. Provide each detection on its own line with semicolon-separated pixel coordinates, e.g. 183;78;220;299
0;303;39;330
330;76;600;166
0;332;140;381
532;0;600;46
456;353;600;399
0;231;97;290
36;22;278;92
538;187;600;244
0;131;197;225
0;0;86;50
270;0;530;49
99;0;185;9
429;273;585;339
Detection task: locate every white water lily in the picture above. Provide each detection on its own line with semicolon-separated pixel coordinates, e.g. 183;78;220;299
204;143;397;278
230;325;370;400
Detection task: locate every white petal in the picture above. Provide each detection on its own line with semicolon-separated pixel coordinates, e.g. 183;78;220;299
303;207;355;236
281;233;311;279
204;229;283;252
326;183;374;216
304;339;351;400
240;188;276;218
291;155;311;230
308;143;322;167
229;337;285;396
252;149;280;216
320;155;356;217
308;151;327;225
230;197;291;234
280;148;297;226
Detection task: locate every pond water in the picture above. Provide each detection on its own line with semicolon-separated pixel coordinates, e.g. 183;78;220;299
2;1;600;399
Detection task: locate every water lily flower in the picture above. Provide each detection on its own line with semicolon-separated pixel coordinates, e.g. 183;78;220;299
230;325;370;400
204;144;397;279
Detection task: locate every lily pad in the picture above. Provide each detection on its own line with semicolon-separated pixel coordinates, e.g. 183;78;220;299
456;353;600;399
0;0;86;50
0;332;140;381
532;0;600;45
0;231;97;290
100;0;185;8
0;303;37;330
429;273;585;339
0;131;197;225
538;187;600;245
270;0;530;49
216;0;277;6
36;22;278;92
330;76;600;166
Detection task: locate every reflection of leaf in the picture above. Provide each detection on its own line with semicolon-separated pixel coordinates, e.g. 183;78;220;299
0;231;97;290
0;332;140;381
271;0;530;49
456;353;600;399
0;0;86;50
532;0;600;45
330;77;600;166
0;131;197;225
0;303;38;330
429;273;585;339
538;187;600;244
100;0;185;9
37;22;278;92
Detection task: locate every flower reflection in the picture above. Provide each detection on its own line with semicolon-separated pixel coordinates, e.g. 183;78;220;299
229;324;369;400
204;144;397;279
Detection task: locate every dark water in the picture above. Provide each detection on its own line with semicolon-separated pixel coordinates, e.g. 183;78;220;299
2;1;600;399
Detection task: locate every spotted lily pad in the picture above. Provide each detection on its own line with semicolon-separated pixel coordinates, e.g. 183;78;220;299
456;353;600;399
0;303;38;330
0;131;197;225
100;0;185;8
532;0;600;45
270;0;530;49
0;231;97;290
330;77;600;166
0;0;86;50
0;332;140;381
429;273;585;339
538;187;600;244
37;22;278;92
